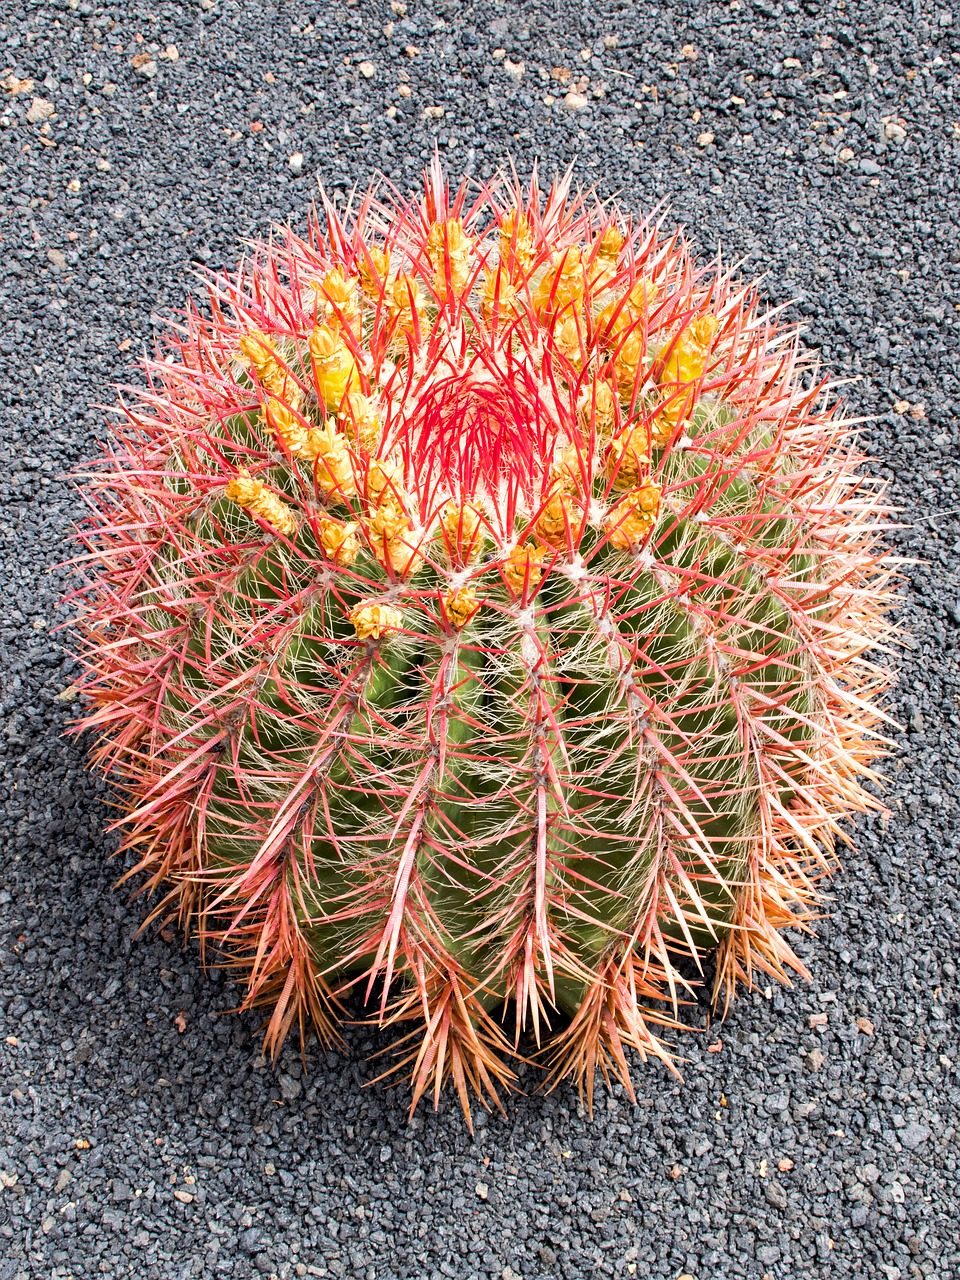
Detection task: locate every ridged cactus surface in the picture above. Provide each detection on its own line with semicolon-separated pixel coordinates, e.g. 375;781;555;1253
74;162;894;1120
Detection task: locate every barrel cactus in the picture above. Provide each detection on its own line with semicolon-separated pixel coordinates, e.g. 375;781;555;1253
73;161;893;1122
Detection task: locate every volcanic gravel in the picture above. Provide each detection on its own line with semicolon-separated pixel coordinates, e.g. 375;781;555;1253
1;0;958;1277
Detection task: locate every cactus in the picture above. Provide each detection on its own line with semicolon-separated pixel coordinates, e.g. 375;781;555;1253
73;161;894;1123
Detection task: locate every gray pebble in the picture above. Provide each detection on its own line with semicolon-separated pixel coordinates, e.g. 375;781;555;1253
899;1122;932;1150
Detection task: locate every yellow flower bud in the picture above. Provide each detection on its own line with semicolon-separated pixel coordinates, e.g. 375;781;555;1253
358;245;391;299
350;601;404;641
365;458;405;508
649;412;677;449
554;314;584;369
238;330;279;378
597;277;658;344
502;544;547;595
534;247;584;317
263;398;315;458
605;428;650;491
224;468;298;538
659;314;719;387
299;422;356;499
481;266;518;321
577;379;617;441
690;313;720;348
438;501;484;563
656;313;719;429
385;542;424;577
426;220;474;302
309;324;359;410
269;418;347;479
366;497;422;575
595;225;625;266
389;272;422;332
589;225;625;289
426;218;471;264
368;503;411;546
499;209;534;274
443;585;480;629
312;268;360;329
368;521;423;577
433;260;472;303
551;443;588;495
605;481;661;549
339;391;382;453
628;278;659;309
239;330;300;401
534;491;579;548
317;517;360;565
614;329;646;400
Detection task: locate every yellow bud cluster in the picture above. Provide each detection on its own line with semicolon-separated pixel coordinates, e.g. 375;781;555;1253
317;517;360;565
605;481;661;550
376;538;423;578
426;217;471;263
438;501;484;563
350;601;404;641
309;324;359;410
238;330;278;378
534;247;585;317
605;427;650;491
660;314;720;385
443;585;480;629
502;544;546;595
224;468;299;538
648;414;677;450
595;225;625;266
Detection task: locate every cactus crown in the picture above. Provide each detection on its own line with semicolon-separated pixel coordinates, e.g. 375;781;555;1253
74;160;894;1124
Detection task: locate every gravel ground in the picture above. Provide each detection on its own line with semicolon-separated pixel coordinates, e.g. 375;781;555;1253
1;0;959;1277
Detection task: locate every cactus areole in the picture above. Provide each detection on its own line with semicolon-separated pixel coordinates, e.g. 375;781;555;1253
73;163;894;1122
